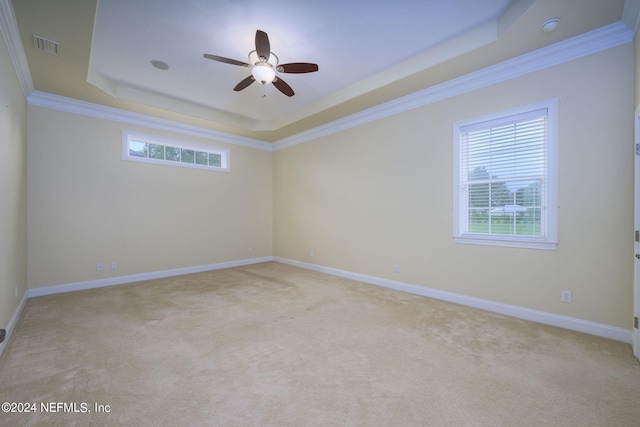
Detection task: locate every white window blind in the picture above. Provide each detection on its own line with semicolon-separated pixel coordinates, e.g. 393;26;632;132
454;100;557;250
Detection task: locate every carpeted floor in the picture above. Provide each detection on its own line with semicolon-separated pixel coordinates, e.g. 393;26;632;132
1;262;639;426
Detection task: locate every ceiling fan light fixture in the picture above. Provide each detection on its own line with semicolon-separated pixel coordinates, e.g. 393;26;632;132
249;50;278;84
251;63;276;85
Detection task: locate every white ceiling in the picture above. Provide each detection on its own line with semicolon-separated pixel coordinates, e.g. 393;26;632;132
88;0;512;130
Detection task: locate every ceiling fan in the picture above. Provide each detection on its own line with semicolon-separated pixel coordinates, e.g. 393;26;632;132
203;30;318;97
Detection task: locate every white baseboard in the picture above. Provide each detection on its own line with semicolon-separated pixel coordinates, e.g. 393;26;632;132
274;257;632;343
0;289;29;359
28;257;273;298
23;256;632;343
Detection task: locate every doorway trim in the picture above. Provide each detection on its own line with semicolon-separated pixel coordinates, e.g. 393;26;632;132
633;105;640;360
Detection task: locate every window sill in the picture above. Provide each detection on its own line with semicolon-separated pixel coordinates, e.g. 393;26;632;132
454;236;557;251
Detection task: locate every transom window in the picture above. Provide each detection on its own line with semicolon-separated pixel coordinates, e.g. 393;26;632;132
453;100;557;250
122;131;229;172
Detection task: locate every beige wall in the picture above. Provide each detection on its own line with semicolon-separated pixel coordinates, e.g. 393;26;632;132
8;24;636;333
27;107;272;289
0;30;28;328
274;44;635;329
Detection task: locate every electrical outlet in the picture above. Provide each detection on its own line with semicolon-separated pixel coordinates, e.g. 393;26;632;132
394;264;400;273
111;261;117;270
97;263;103;271
310;250;314;257
561;290;572;303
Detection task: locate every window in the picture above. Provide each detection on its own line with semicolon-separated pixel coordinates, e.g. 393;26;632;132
122;131;229;172
453;99;557;250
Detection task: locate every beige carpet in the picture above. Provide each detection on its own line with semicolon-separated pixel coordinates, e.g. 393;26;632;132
0;262;639;426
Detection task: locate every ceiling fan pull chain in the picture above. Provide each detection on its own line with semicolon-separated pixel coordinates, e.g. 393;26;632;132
261;84;266;99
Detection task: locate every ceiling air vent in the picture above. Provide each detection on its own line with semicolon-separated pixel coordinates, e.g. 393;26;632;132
33;35;60;55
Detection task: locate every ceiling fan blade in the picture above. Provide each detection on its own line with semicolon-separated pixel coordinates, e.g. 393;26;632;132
277;63;319;74
203;54;250;67
255;30;271;62
272;77;294;97
233;76;255;91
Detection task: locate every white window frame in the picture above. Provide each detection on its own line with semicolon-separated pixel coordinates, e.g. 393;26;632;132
453;99;558;250
122;130;230;172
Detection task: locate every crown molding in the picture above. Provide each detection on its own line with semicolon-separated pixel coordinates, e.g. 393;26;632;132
27;21;632;153
273;21;633;150
0;0;34;98
2;0;270;151
4;0;632;154
27;91;273;151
